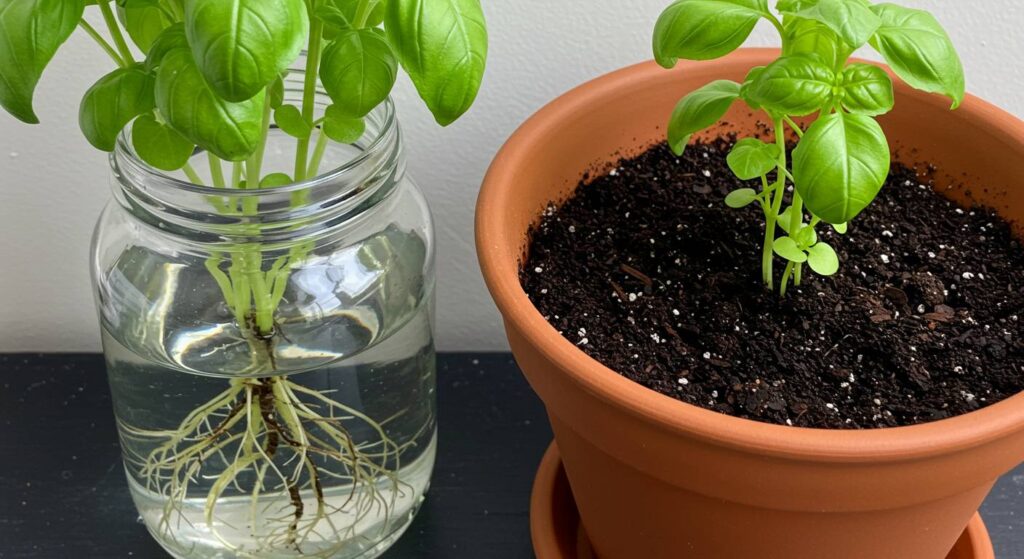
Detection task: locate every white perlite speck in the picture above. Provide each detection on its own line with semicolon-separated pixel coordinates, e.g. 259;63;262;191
534;267;543;273
962;272;975;280
628;293;638;302
678;378;689;385
702;169;711;177
578;338;589;346
703;352;712;359
880;254;890;264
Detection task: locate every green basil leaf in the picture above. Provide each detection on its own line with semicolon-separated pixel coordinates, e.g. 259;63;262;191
782;17;849;70
155;49;265;161
321;29;397;118
145;23;188;72
653;0;767;67
79;65;156;151
745;55;835;116
840;63;894;116
739;66;766;109
832;222;848;234
795;224;817;247
667;80;740;155
118;0;172;53
727;138;780;180
774;237;808;263
807;242;839;275
384;0;488;125
777;206;795;234
785;0;880;48
776;0;815;10
259;172;292;187
0;0;84;123
792;112;890;224
268;75;285;109
869;3;964;109
724;188;759;208
274;104;311;138
316;4;353;31
131;113;195;170
319;0;385;31
323;105;365;143
185;0;309;102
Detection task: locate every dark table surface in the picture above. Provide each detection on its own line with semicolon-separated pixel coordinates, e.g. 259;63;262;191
1;353;1022;558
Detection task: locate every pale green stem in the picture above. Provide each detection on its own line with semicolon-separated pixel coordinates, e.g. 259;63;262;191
293;18;324;183
787;193;805;288
764;11;786;37
306;129;330;178
780;261;795;298
762;117;788;289
182;162;204;185
98;2;136;65
784;116;804;138
78;20;124;67
208;153;226;188
231;161;243;188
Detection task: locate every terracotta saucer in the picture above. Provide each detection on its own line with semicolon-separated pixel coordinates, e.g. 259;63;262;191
530;443;995;559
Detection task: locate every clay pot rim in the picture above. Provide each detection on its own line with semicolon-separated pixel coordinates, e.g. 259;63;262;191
476;48;1024;462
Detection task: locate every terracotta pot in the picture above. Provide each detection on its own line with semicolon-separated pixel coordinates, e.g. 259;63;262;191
529;443;995;559
477;48;1024;559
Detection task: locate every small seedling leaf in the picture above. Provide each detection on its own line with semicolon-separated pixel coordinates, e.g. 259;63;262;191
274;104;312;139
774;236;808;263
807;242;840;275
725;188;759;208
727;137;781;180
323;105;366;143
259;172;293;187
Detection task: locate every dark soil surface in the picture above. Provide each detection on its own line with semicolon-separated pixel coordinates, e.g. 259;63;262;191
521;138;1024;429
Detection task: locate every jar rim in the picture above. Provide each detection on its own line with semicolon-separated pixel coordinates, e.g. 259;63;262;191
112;97;397;199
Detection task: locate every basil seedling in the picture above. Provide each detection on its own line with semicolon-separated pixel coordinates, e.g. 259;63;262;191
653;0;963;295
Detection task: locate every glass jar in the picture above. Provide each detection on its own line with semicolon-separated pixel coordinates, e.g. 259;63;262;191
91;78;436;558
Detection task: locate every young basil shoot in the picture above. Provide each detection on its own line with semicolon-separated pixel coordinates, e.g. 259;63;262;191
653;0;963;296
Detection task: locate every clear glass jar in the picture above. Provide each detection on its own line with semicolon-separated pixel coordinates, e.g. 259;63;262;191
91;78;436;558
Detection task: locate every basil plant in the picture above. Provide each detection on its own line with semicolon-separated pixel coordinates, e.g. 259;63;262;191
654;0;963;296
1;0;487;334
1;0;487;172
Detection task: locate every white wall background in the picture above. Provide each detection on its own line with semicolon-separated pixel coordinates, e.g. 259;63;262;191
0;1;1021;352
